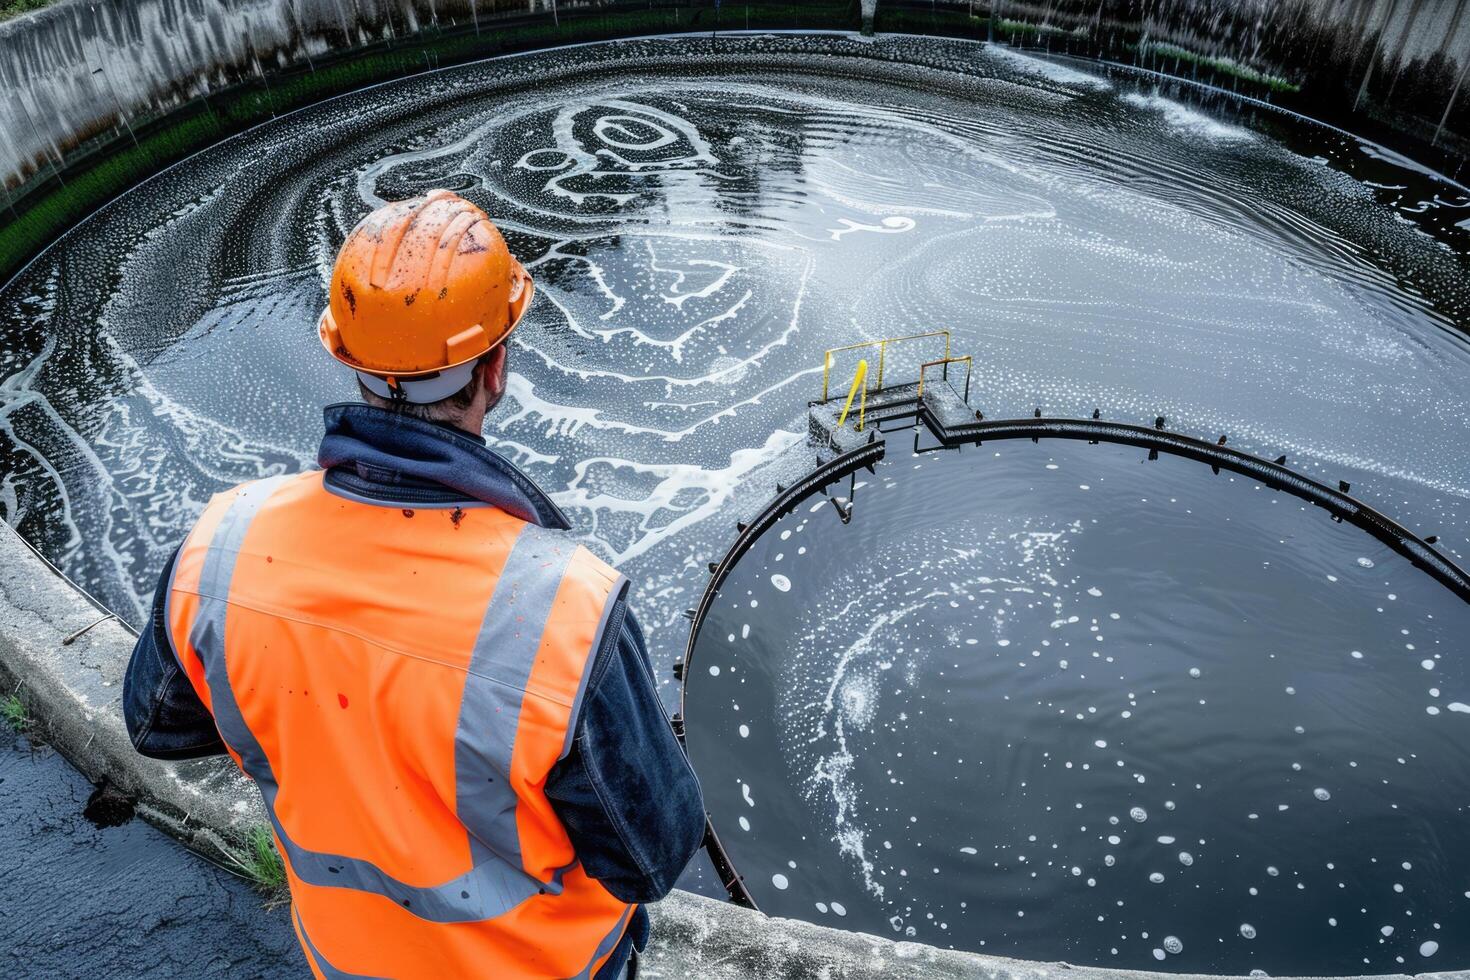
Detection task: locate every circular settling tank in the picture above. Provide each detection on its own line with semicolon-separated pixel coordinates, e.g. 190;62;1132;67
684;437;1470;974
0;35;1466;656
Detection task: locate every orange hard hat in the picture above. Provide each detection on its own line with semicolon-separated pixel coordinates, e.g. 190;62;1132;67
319;189;534;403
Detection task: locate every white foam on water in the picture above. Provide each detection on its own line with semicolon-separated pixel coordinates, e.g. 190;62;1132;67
1122;92;1255;143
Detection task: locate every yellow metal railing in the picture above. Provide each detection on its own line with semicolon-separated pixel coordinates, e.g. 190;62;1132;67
917;356;973;403
821;330;951;402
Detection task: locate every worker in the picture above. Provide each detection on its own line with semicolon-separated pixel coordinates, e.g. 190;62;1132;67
122;190;706;979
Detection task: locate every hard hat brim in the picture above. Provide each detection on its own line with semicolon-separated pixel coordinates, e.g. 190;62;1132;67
319;267;535;380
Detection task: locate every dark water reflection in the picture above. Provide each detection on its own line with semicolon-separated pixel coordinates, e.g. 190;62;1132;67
686;437;1470;973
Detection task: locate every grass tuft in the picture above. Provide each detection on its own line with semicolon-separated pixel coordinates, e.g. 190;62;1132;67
224;825;288;898
1;693;29;731
0;0;55;23
1141;41;1302;93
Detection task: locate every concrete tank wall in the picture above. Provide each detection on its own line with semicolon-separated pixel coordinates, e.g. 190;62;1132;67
878;0;1470;161
1;0;1467;283
2;0;1467;195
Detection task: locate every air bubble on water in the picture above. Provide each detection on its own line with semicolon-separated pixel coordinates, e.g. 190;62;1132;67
1152;949;1165;961
1357;557;1375;568
738;724;750;738
709;665;721;676
739;816;750;831
831;902;846;916
1240;923;1257;939
741;783;754;807
1163;936;1183;954
1130;806;1148;822
1381;925;1394;937
771;573;791;592
1421;659;1435;670
1149;872;1165;883
815;902;827;913
1421;941;1439;957
1179;851;1194;866
1189;667;1201;678
1087;586;1102;597
1314;788;1331;801
772;873;789;890
1095;739;1107;748
1157;836;1176;844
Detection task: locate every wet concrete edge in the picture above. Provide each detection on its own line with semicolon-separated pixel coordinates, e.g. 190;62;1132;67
5;525;1468;977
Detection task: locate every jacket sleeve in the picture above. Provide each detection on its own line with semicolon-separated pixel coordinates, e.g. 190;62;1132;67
122;547;227;760
545;597;706;904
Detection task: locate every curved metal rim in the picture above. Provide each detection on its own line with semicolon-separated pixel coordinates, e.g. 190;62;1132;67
680;409;1467;909
677;439;885;910
932;412;1469;602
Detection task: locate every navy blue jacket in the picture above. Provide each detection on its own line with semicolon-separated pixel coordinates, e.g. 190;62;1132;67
123;403;706;979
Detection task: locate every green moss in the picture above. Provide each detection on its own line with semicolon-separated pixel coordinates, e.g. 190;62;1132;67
0;0;55;23
1;693;28;731
1141;41;1301;94
225;825;288;897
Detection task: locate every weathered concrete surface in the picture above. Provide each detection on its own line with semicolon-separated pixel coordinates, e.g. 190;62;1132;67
4;517;1469;979
643;889;1470;980
0;520;264;863
3;0;1467;193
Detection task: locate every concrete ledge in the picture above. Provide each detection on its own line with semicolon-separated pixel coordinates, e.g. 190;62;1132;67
0;521;264;862
3;518;1466;979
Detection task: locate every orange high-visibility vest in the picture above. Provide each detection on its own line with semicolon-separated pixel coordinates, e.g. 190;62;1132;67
165;471;634;979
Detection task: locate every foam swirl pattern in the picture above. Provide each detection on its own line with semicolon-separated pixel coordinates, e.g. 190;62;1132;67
0;34;1466;667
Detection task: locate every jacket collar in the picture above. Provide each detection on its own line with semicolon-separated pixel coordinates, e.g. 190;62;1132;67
317;403;570;530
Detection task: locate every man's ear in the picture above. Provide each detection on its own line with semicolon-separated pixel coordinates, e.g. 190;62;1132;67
482;344;508;404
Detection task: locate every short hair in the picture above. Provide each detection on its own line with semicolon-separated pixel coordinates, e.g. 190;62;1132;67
358;357;494;424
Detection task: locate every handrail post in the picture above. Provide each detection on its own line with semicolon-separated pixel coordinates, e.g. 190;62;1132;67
837;359;869;429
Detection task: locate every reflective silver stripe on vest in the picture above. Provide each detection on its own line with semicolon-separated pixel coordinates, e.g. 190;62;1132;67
573;904;636;980
188;479;591;923
454;522;577;902
294;906;385;980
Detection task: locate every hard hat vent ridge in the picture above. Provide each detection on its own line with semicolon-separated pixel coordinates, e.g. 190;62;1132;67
318;189;534;383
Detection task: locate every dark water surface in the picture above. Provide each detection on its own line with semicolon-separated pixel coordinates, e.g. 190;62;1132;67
0;727;301;978
686;436;1470;973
